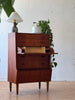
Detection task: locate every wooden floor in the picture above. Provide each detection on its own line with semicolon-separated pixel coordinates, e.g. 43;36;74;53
0;81;75;100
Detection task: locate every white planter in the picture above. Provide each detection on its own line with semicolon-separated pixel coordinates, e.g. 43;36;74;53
32;22;42;33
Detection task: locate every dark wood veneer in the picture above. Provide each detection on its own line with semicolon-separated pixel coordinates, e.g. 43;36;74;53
17;54;50;70
8;33;52;95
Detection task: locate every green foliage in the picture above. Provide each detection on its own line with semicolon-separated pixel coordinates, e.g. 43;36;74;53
11;0;15;5
37;19;54;46
0;5;2;22
0;0;6;4
0;0;15;22
37;19;57;68
51;54;57;68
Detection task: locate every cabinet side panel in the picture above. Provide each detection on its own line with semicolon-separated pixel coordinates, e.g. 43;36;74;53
8;33;17;83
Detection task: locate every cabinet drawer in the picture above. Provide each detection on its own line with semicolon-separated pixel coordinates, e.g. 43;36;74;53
17;70;40;83
16;33;26;46
40;69;52;81
16;33;50;47
16;54;50;69
17;69;52;83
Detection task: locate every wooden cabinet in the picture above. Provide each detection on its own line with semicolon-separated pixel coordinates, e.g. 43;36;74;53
8;33;52;95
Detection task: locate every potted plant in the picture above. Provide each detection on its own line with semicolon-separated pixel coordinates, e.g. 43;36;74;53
0;0;15;22
37;19;57;68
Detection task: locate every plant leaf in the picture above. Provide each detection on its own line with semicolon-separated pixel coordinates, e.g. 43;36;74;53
2;0;15;17
53;58;55;61
0;6;2;22
51;64;54;68
11;0;15;5
53;54;54;57
0;0;7;4
54;62;57;67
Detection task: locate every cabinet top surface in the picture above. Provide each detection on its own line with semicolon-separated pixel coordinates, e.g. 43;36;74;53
8;32;50;36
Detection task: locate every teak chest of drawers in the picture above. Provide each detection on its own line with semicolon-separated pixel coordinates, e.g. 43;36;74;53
8;33;52;95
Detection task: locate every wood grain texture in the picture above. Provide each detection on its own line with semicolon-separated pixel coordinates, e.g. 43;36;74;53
8;33;17;83
8;33;52;94
17;54;50;70
16;69;52;83
16;33;50;47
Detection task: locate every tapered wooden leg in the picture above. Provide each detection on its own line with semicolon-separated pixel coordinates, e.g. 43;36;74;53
47;82;49;92
16;84;19;95
9;82;12;92
39;82;41;89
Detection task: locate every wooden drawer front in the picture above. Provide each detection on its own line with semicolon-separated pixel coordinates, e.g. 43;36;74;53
16;33;50;47
40;69;52;81
17;70;40;83
17;54;50;69
16;33;26;46
17;69;52;83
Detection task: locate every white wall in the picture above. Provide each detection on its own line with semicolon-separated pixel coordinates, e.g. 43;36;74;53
0;0;75;81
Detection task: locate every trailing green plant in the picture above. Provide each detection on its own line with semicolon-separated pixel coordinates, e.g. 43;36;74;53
37;19;54;46
51;54;57;68
0;0;15;22
37;19;57;68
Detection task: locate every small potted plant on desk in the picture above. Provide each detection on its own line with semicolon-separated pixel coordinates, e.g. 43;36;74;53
37;19;58;68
